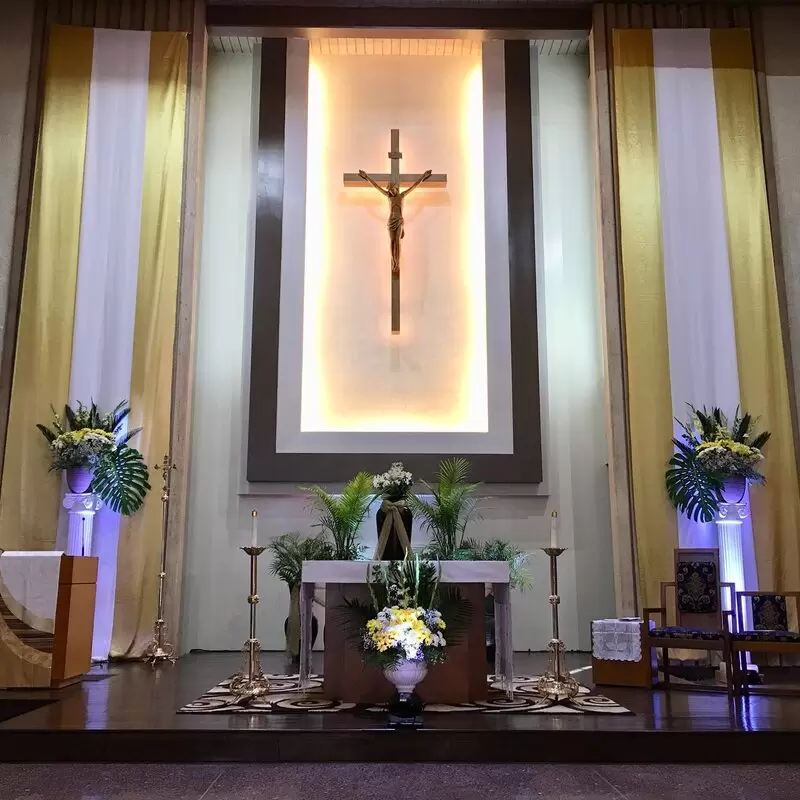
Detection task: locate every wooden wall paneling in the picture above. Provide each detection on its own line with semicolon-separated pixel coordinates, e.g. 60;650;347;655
95;0;108;28
143;0;157;31
687;4;704;28
589;2;639;615
154;0;170;32
168;0;180;32
119;0;132;29
165;0;206;655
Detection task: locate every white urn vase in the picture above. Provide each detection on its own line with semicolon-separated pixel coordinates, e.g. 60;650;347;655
720;476;747;505
383;659;428;697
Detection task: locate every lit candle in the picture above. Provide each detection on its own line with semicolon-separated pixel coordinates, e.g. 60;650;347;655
251;510;258;548
550;511;558;549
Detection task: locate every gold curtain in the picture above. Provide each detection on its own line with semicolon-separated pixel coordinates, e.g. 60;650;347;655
711;30;800;592
612;30;678;610
112;32;187;657
0;27;93;552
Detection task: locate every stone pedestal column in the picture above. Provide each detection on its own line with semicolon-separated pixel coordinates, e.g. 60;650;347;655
62;493;102;557
716;501;749;617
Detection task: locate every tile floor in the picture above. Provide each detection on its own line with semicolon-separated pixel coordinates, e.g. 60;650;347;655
1;763;800;800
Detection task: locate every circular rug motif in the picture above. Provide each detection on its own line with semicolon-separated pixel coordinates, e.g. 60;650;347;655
272;697;356;713
474;695;552;712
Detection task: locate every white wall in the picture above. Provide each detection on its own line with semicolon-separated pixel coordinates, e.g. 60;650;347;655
181;46;614;654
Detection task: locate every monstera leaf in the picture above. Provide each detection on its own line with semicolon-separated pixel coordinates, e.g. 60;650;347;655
93;444;151;516
665;439;723;523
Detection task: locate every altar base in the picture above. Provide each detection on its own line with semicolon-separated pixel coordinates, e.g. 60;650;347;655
323;583;487;704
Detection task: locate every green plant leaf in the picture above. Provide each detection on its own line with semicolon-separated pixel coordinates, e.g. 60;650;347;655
36;424;56;444
409;458;480;558
302;472;375;560
92;444;151;516
665;438;723;523
268;532;334;589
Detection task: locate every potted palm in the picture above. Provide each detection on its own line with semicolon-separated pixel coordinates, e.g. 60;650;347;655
410;458;482;559
412;459;531;662
268;532;333;660
37;400;150;514
303;471;375;560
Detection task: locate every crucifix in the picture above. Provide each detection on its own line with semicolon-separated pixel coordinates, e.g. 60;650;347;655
344;129;447;334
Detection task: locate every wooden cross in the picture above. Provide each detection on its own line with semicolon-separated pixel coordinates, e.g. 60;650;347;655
344;129;447;334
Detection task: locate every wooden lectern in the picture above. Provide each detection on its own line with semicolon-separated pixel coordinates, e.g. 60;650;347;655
0;552;98;689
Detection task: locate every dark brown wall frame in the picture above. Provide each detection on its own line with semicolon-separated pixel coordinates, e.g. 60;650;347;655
246;39;541;484
207;4;592;35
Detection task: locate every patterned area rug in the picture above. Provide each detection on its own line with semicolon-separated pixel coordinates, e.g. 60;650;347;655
179;674;632;715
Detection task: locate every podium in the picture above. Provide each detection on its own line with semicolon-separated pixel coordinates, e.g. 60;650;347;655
0;552;98;688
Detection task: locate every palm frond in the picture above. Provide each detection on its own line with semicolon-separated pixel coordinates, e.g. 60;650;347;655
117;426;143;446
460;537;532;590
751;431;771;450
36;424;56;444
409;459;481;558
302;472;375;560
268;532;334;588
64;404;78;431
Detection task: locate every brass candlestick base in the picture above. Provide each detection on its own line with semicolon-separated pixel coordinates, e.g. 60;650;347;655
230;545;270;702
145;456;177;665
537;547;579;701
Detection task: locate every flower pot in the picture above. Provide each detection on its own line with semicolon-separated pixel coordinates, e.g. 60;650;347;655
284;584;318;661
375;500;413;561
383;659;428;697
721;476;747;504
66;465;93;494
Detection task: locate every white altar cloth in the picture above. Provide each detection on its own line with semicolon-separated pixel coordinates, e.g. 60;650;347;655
592;618;654;662
0;551;64;634
299;560;515;697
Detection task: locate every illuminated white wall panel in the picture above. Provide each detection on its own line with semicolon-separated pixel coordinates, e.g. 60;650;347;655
276;43;513;454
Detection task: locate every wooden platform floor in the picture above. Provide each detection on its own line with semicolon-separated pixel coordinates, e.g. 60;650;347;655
1;652;799;763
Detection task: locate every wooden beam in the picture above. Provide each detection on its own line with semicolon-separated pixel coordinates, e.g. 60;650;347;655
207;5;592;35
343;173;447;188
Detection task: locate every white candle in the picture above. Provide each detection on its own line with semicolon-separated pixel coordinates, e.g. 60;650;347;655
250;510;258;548
550;511;558;549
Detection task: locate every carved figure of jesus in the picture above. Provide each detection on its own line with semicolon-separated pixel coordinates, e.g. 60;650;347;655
357;168;433;273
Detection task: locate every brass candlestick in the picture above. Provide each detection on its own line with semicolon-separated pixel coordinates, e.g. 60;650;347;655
229;544;270;701
537;547;579;700
145;455;176;664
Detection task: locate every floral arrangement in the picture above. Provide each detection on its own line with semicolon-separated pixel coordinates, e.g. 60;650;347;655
363;606;447;667
373;461;413;499
37;401;151;516
47;427;116;470
665;405;771;522
345;555;471;669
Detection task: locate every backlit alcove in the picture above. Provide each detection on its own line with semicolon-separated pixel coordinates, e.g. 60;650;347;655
182;34;614;656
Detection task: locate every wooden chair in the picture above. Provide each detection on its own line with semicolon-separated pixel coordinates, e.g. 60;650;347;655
643;548;735;693
731;591;800;695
